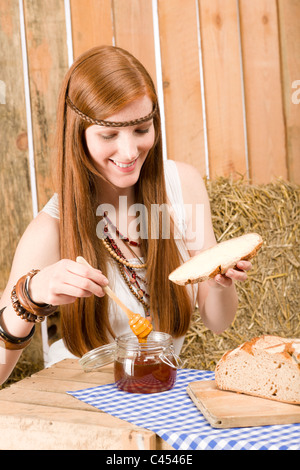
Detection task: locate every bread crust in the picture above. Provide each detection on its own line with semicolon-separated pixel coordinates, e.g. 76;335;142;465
215;335;300;404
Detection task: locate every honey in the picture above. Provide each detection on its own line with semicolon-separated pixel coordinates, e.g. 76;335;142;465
129;313;152;343
114;354;177;393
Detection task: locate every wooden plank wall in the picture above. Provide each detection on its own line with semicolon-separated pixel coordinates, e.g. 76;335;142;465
0;0;299;292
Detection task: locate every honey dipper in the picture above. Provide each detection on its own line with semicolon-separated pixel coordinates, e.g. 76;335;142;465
76;256;153;342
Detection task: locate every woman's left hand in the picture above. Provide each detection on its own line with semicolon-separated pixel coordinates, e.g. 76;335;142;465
208;260;252;288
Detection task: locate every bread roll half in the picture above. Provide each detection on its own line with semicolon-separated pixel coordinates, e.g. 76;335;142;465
169;232;263;286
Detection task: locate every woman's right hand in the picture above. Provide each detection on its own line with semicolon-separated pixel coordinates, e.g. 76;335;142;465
28;259;109;306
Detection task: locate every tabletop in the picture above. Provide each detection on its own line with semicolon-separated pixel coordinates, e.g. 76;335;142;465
0;358;172;450
0;359;299;451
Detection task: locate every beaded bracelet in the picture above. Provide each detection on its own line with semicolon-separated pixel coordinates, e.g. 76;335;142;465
0;307;35;350
11;270;57;323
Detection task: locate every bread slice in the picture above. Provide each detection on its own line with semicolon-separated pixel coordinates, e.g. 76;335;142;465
215;335;300;404
169;232;263;285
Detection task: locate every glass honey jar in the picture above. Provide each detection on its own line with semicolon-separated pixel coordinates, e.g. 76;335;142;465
79;331;181;394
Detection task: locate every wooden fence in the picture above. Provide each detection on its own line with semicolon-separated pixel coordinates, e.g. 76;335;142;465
0;0;300;291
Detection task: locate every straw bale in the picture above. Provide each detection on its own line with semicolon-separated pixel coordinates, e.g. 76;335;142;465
181;177;300;370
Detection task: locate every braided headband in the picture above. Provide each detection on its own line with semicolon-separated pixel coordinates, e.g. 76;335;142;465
66;96;158;128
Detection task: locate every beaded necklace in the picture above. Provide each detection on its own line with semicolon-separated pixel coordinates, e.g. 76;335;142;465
104;213;141;248
101;213;151;320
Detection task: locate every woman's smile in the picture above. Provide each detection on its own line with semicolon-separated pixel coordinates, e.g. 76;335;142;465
109;156;139;171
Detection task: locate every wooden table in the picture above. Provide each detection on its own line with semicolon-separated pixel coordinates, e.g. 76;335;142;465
0;359;173;450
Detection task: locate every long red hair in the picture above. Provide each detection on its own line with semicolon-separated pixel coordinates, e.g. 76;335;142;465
54;46;193;356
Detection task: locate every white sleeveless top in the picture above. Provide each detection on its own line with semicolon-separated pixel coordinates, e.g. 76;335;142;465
43;159;197;366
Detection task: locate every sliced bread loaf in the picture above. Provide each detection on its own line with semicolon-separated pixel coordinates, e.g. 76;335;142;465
215;335;300;404
169;232;263;285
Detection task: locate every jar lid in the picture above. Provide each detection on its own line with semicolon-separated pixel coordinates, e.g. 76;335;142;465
79;342;116;372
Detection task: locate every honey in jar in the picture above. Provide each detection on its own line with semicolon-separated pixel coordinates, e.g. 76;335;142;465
114;332;180;393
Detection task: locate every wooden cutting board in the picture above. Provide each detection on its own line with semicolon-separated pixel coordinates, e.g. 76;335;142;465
187;380;300;429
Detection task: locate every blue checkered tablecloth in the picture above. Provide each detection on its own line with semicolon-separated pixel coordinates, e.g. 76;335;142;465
67;369;300;450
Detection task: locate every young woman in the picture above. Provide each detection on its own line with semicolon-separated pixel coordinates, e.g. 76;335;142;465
0;46;251;384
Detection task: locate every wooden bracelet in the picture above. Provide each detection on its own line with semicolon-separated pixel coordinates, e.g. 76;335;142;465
0;307;35;350
23;270;57;315
11;270;57;323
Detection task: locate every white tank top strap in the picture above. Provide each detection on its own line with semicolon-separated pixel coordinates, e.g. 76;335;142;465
41;193;59;219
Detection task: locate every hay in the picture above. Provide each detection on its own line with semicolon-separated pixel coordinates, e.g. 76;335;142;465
180;177;300;370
